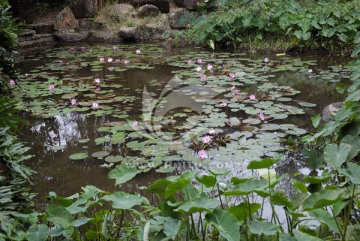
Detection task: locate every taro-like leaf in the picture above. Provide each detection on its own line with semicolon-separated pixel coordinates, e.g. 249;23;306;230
308;209;340;233
324;143;351;168
103;191;143;209
248;221;278;236
45;205;74;227
293;230;323;241
247;157;281;169
228;203;261;222
165;179;191;198
338;162;360;184
69;153;88;160
206;208;241;241
108;164;138;185
196;175;217;188
270;190;293;208
311;115;321;128
26;224;50;241
174;197;220;213
302;188;349;211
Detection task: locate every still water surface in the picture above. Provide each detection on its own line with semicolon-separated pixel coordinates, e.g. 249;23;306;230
17;44;349;208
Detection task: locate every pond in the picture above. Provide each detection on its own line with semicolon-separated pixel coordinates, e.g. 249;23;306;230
15;43;349;208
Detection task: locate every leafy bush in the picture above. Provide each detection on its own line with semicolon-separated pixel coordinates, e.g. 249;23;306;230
186;0;360;53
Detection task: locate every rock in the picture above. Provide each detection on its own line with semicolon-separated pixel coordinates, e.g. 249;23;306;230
94;4;137;26
142;14;171;40
88;30;121;42
129;0;170;13
54;31;89;42
322;102;342;121
173;0;184;7
184;0;197;11
168;8;195;29
118;27;141;41
138;4;160;18
28;22;54;34
54;7;79;32
19;34;55;48
70;0;98;18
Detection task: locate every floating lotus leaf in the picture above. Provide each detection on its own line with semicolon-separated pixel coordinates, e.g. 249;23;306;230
51;145;66;151
78;139;90;143
69;153;88;160
105;155;122;163
92;151;110;159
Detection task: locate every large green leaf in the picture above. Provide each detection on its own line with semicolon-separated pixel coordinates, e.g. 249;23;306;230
206;208;241;241
45;205;74;228
196;175;216;188
165;179;191;199
102;191;143;209
174;197;219;213
338;162;360;184
324;143;351;168
308;209;340;233
26;224;49;241
228;203;260;222
248;221;278;236
108;164;138;185
247;157;281;169
302;188;349;211
293;230;323;240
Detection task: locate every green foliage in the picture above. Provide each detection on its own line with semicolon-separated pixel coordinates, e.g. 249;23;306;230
0;128;35;240
186;0;360;53
0;3;23;95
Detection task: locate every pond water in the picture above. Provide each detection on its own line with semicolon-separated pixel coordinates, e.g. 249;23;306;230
15;43;349;208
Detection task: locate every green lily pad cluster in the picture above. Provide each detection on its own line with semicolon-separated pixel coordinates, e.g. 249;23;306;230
15;45;350;173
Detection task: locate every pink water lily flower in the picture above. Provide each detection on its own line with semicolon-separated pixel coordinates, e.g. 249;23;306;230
308;69;313;73
229;73;235;79
131;121;139;127
208;129;216;135
220;101;228;107
96;87;101;92
264;57;269;63
196;66;202;72
207;64;213;70
124;60;130;64
95;78;101;84
258;112;265;121
99;57;105;62
108;58;113;63
250;94;256;100
200;74;207;81
69;47;76;52
9;79;15;85
70;98;77;105
49;84;55;91
197;59;202;64
197;150;208;159
113;46;118;52
187;59;192;64
92;102;99;108
115;59;121;62
135;49;141;54
202;135;212;144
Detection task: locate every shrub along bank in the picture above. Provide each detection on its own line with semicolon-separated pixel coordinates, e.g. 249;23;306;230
185;0;360;54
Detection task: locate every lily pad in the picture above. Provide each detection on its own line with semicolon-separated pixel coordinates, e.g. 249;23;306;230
69;153;88;160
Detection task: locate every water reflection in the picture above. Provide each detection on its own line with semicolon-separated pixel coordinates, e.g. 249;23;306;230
18;45;349;209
